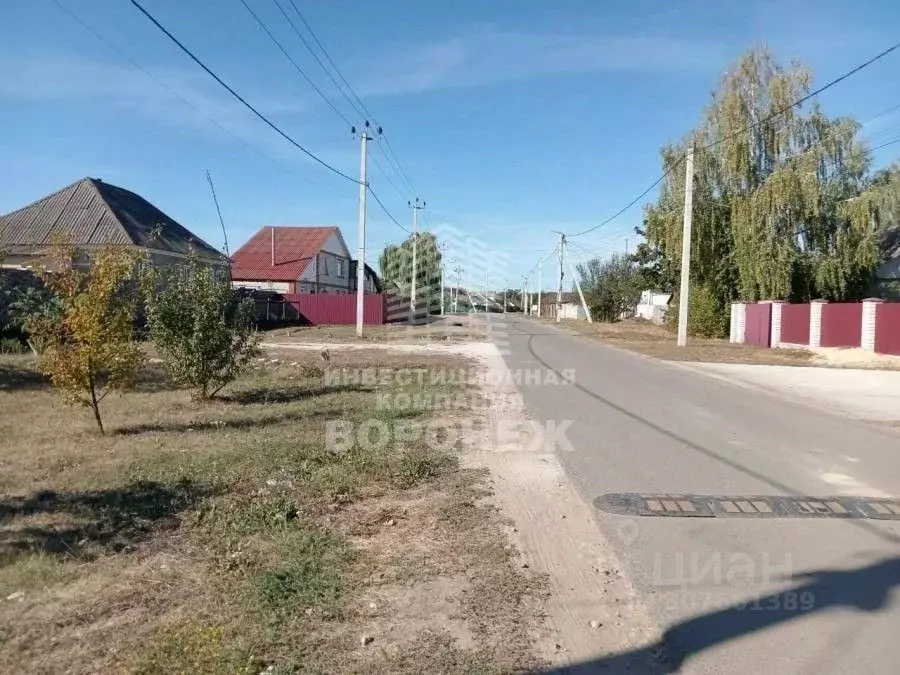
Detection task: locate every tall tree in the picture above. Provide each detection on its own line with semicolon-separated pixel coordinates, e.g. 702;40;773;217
378;233;443;310
642;47;895;319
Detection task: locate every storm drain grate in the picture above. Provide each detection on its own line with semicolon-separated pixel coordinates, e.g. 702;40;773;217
594;493;900;519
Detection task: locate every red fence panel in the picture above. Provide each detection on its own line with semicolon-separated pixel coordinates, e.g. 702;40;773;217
780;303;810;345
875;303;900;355
745;303;772;347
820;303;862;347
281;293;384;326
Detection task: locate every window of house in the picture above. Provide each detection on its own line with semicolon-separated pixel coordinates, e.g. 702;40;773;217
318;253;328;276
336;258;345;278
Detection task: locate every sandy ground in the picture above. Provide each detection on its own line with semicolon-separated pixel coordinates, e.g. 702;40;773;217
682;361;900;422
807;346;900;369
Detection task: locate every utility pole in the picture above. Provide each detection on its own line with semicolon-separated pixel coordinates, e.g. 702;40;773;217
555;233;566;322
408;197;425;324
440;248;446;316
569;260;593;323
453;265;463;312
677;146;695;347
537;258;542;318
354;121;380;338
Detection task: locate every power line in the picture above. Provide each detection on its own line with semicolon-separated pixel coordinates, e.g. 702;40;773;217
566;40;900;239
48;0;339;194
870;135;900;151
129;0;359;184
280;0;417;194
284;0;374;120
238;0;353;127
368;185;410;234
369;151;409;201
704;41;900;156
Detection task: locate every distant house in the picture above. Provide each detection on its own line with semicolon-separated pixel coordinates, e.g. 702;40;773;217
231;226;379;294
0;177;225;269
636;290;672;324
537;292;586;319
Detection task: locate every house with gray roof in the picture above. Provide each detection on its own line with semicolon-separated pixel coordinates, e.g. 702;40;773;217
0;177;225;269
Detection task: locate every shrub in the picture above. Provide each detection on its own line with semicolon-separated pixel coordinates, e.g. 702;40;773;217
666;284;729;338
144;252;259;400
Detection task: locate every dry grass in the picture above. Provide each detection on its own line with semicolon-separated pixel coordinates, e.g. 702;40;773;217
0;350;544;673
550;318;815;366
264;316;485;344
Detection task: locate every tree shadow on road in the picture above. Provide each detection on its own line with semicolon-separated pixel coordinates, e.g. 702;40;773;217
545;556;900;673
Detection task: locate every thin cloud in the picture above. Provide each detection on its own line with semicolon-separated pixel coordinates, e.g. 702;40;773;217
360;32;728;97
0;54;359;170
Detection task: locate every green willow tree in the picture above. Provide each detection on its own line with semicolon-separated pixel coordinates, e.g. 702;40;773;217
379;232;443;310
642;47;896;329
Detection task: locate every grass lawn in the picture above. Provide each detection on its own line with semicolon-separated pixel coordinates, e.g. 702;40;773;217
0;351;544;673
549;318;815;366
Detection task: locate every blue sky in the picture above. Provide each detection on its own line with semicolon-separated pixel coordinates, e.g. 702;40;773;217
2;0;899;289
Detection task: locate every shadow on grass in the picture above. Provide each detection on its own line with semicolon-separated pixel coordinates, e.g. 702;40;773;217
220;383;373;405
124;363;181;394
113;405;353;436
0;363;48;391
0;480;211;561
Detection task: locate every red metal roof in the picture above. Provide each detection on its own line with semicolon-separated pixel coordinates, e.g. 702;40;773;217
231;226;337;281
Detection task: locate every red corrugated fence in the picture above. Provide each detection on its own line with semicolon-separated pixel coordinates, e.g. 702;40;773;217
274;293;384;325
820;302;862;348
780;303;810;345
745;303;772;347
875;303;900;355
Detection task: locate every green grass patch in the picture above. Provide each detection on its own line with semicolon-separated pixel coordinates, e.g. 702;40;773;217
252;527;349;616
128;621;256;675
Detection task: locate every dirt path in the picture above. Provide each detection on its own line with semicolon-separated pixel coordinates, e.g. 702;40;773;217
461;342;662;669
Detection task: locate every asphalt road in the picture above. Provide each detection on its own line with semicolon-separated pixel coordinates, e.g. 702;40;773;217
488;314;900;674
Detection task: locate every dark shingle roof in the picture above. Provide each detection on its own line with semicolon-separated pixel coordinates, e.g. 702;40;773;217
0;177;223;261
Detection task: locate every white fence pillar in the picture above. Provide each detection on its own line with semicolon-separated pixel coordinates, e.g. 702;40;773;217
769;301;786;348
809;300;827;349
730;302;747;344
861;298;883;351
